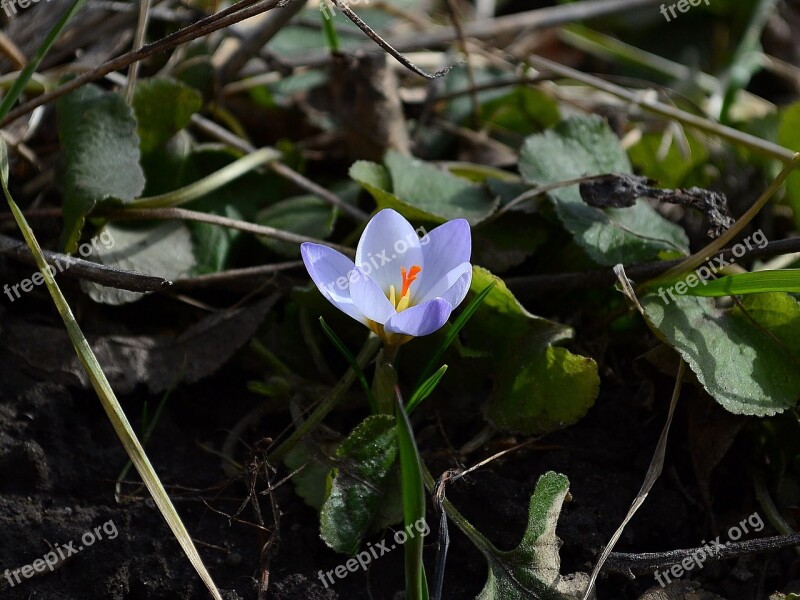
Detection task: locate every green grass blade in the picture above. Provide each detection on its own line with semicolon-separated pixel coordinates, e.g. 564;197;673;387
407;365;447;415
684;269;800;297
0;143;223;600
320;4;341;52
416;282;495;389
394;390;429;600
0;0;87;121
126;146;280;209
319;316;377;412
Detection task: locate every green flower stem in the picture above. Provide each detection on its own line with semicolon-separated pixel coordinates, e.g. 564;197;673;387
267;335;381;464
373;344;399;414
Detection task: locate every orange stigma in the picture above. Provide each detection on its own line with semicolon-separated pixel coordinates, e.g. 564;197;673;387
400;265;421;298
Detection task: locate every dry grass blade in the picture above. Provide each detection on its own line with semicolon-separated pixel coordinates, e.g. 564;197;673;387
0;143;224;600
581;265;685;599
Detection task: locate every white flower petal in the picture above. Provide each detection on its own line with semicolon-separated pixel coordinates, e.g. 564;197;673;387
355;209;424;293
350;267;397;325
413;219;471;301
439;266;472;309
385;298;452;337
415;262;472;307
300;242;365;323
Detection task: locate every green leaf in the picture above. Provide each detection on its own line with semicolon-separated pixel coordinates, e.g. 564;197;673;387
475;471;586;600
778;102;800;230
487;346;600;434
472;212;549;272
407;365;447;414
283;440;334;511
256;195;337;257
319;316;376;413
133;78;202;153
395;396;429;600
320;415;399;555
466;267;598;434
640;292;800;415
518;115;688;265
140;143;282;274
685;269;800;296
480;86;561;137
627;130;710;189
57;84;145;252
80;222;196;305
350;151;498;225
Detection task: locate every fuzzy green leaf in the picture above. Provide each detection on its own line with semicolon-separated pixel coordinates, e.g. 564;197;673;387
475;472;587;599
467;267;598;434
519;115;688;265
57;84;145;251
320;415;398;555
640;291;800;415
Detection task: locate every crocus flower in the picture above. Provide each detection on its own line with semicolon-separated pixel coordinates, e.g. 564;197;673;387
301;209;472;345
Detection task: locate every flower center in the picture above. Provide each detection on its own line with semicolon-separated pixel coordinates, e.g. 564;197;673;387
388;265;421;312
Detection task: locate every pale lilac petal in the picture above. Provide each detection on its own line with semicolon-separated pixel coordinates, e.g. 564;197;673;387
385;298;452;337
350;267;396;325
416;262;472;306
355;209;424;293
301;242;365;323
439;266;472;309
414;219;471;301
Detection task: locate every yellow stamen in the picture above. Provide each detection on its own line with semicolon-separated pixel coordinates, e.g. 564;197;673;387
396;294;410;312
389;284;396;308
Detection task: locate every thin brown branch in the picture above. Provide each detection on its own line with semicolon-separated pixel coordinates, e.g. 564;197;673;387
172;261;303;289
98;206;356;256
1;0;290;126
525;54;795;163
329;0;454;79
605;533;800;576
281;0;663;69
0;233;170;292
189;114;370;223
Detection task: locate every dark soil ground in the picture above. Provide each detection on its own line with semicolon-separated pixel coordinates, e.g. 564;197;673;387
1;291;797;600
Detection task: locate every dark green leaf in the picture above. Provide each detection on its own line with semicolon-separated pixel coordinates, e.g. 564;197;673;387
320;415;398;555
57;84;145;251
133;78;202;153
257;195;337;257
395;395;428;600
351;151;498;225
